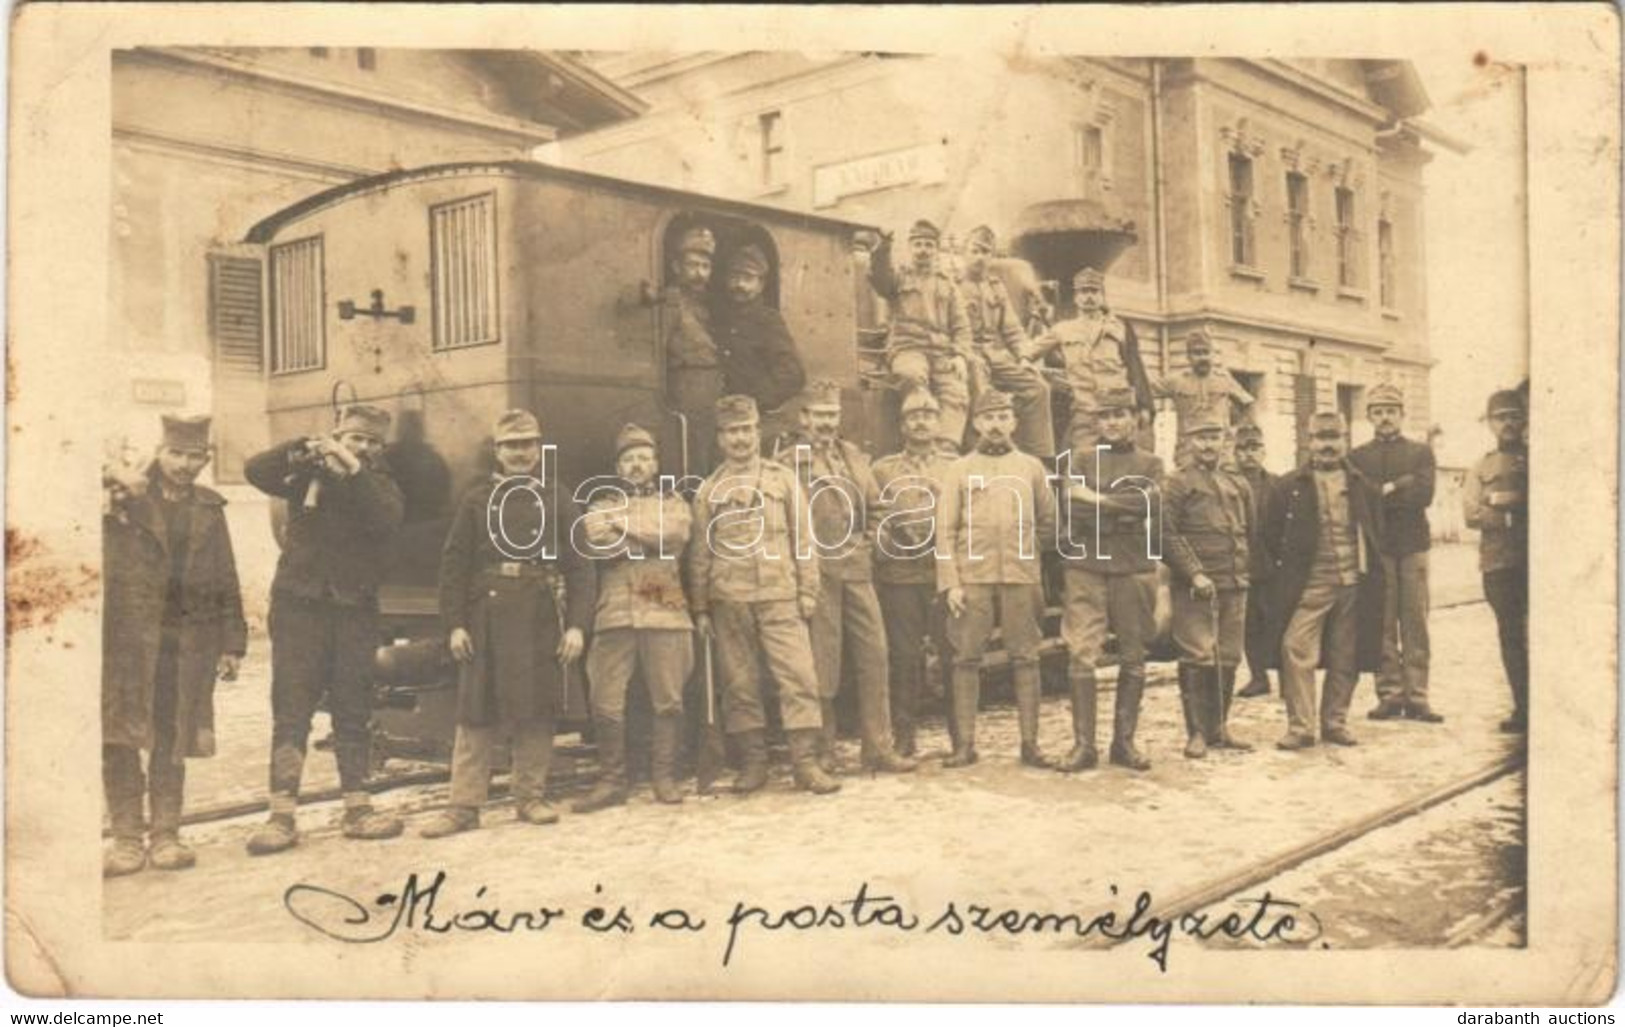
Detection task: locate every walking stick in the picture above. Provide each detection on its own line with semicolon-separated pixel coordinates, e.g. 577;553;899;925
704;635;717;726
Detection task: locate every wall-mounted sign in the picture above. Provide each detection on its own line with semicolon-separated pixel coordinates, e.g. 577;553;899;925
131;378;187;406
812;141;950;209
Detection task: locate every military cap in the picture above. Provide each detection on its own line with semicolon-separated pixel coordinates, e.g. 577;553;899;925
1073;266;1106;289
615;422;657;457
1366;383;1405;410
1309;412;1348;438
335;404;392;442
1235;423;1266;446
492;409;542;444
802;379;844;412
900;389;942;416
966;225;997;250
1183;409;1227;436
160;414;212;454
971;390;1015;418
728;244;770;276
714;394;760;428
1185;327;1215;353
908;219;941;243
1096;386;1138;413
1486;389;1526;417
678;226;716;258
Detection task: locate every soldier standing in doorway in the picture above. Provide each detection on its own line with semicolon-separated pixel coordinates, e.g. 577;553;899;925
243;404;405;854
960;225;1055;459
1163;412;1256;758
935;391;1058;769
1350;383;1439;723
869;219;975;452
1464;389;1528;733
102;415;246;877
689;395;840;796
712;243;808;432
420;410;596;837
1055;387;1163;772
1234;423;1280;698
664;226;723;475
1152;327;1255;470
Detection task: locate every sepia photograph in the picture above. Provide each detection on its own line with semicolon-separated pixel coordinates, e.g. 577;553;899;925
4;2;1618;1010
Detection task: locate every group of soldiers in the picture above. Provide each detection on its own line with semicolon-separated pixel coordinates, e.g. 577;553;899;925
98;213;1530;877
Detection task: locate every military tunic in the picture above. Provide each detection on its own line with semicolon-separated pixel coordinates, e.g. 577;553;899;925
1153;368;1255;469
872;446;953;745
962;271;1055;457
1028;313;1138;452
665;287;723;474
870;249;975;446
1464;444;1528;719
1163;464;1254;668
1058;441;1164;668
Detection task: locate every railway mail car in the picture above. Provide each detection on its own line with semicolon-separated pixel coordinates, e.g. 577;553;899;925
243;161;881;756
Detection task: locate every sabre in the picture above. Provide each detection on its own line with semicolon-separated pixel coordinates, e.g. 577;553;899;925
704;635;717;727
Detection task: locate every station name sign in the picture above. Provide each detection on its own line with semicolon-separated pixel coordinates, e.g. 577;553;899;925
812;140;949;209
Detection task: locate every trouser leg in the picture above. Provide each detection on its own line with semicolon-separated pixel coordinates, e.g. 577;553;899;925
931;352;971;448
268;594;327;800
102;744;146;841
1484;569;1529;718
712;603;767;736
1398;552;1432;707
879;583;928;754
509;718;556;803
329;605;379;794
448;724;497;809
148;646;186;839
990;358;1055;459
1319;585;1361;733
754;601;824;733
1243;588;1273;692
1280;582;1336;738
807;581;843;762
584;630;634;799
945;586;996;763
844;583;898;759
1377;555;1405;702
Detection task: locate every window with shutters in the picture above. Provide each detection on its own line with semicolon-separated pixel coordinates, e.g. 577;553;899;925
1336;186;1360;289
269;236;325;374
430;193;499;351
209;254;264;375
1286;172;1311;281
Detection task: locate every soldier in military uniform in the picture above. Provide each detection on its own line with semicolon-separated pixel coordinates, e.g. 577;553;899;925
1152;327;1255;470
872;391;954;757
102;415;246;877
1234;423;1280;698
689;395;839;795
573;424;696;811
776;381;916;774
960;225;1055;459
1026;267;1157;455
664;225;723;474
1261;412;1387;752
1164;412;1256;758
1464;389;1528;733
1055;387;1163;772
935;390;1058;768
243;405;405;854
1350;383;1440;723
420;410;596;837
869;219;974;451
711;244;808;438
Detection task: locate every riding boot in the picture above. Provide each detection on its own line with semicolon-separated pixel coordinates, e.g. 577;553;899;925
1109;663;1152;771
788;729;842;795
572;717;630;814
942;666;980;768
1217;666;1253;751
818;698;842;775
693;722;727;796
1178;664;1207;759
1056;669;1099;772
1014;665;1052;769
730;730;769;794
650;713;685;804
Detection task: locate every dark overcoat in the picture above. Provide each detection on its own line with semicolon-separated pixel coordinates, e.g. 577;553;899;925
711;299;807;413
1258;460;1386;673
102;471;247;758
439;476;597;726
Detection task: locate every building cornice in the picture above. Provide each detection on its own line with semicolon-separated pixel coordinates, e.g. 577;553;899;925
1119;301;1419;354
114;123;378;184
1244;59;1392;124
119;47;559;147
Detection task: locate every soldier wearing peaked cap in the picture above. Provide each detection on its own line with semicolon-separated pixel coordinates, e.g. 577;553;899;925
1055;386;1163;773
243;402;406;854
1261;411;1387;752
102;414;247;878
665;223;723;473
1464;389;1528;732
420;408;597;839
710;244;807;441
1350;383;1439;723
1163;409;1256;759
571;423;696;812
960;224;1055;459
689;394;840;796
1233;422;1281;698
1151;327;1256;471
869;217;975;451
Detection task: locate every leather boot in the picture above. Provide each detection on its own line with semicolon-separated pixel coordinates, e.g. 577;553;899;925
1014;666;1053;769
693;722;727;796
818;699;842;775
650;713;685;805
942;667;980;768
730;730;769;795
1056;669;1099;772
573;717;630;814
1238;673;1271;698
1178;664;1207;759
104;784;147;878
1109;663;1153;771
1216;667;1253;750
789;729;842;795
147;772;195;871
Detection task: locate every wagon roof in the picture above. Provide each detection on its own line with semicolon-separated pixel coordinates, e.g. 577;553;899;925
244;160;877;243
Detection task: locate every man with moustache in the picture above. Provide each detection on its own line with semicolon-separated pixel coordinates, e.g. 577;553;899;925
960;225;1055;459
574;424;695;811
1464;389;1529;733
1152;328;1255;470
689;395;839;796
420;410;596;837
102;415;246;877
775;380;916;775
664;225;723;473
871;391;954;757
711;244;808;432
1350;384;1439;723
935;390;1058;769
244;404;405;854
1055;387;1163;772
869;219;975;451
1163;413;1255;758
1234;423;1281;698
1262;412;1387;751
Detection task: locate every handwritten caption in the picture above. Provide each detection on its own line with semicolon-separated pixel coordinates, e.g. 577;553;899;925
284;872;1321;972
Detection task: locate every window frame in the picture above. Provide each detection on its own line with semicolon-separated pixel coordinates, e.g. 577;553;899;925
428;191;502;353
1335;185;1360;289
1377;215;1397;310
268;234;327;376
1286;170;1312;282
758;110;786;192
1227;152;1258;270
